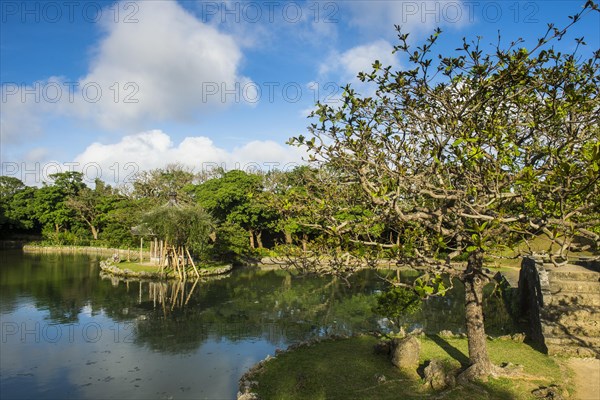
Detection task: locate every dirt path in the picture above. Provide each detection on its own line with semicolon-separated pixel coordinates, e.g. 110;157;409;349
568;358;600;400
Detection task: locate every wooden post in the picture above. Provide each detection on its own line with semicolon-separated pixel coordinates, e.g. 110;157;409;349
186;247;200;278
139;237;143;263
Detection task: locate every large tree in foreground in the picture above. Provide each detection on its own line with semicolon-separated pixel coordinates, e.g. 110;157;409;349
291;3;599;378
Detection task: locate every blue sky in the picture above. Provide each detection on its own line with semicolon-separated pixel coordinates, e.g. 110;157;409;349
1;0;598;185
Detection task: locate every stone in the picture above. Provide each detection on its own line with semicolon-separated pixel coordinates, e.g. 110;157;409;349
374;373;387;384
390;336;421;372
531;385;565;399
424;359;457;391
500;362;524;375
237;391;259;400
438;330;454;338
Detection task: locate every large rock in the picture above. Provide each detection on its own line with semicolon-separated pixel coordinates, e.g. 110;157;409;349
424;359;457;391
390;336;421;372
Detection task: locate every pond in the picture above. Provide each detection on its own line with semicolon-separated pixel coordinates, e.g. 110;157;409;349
0;250;518;399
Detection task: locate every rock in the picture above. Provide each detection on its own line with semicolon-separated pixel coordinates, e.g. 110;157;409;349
438;330;454;338
408;327;424;336
424;359;457;391
500;362;524;375
531;385;564;399
390;336;421;372
511;333;526;343
237;391;259;400
374;373;386;384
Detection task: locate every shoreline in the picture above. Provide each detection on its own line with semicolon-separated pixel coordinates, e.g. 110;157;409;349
99;259;233;280
22;244;147;260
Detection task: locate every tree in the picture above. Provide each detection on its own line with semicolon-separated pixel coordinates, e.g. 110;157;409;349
290;3;599;378
194;170;276;249
33;172;86;239
67;179;119;240
131;163;195;203
0;177;36;236
141;202;214;264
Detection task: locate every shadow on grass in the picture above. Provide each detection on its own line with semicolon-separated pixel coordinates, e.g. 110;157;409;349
254;336;525;400
426;334;470;368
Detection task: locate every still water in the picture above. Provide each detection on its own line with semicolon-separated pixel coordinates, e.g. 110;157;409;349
0;250;516;399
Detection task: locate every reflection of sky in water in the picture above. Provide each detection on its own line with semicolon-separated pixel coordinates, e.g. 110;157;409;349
2;303;279;399
0;251;516;399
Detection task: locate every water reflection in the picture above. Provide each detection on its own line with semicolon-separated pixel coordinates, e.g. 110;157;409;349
0;250;518;399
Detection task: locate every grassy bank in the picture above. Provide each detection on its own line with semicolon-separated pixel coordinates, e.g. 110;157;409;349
101;260;233;279
249;335;569;400
22;244;146;259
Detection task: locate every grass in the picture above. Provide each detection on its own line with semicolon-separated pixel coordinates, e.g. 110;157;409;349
486;235;597;269
114;261;161;273
115;261;230;274
252;335;569;400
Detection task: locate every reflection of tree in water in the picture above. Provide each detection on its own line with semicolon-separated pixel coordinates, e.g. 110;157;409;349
2;252;519;355
121;270;390;354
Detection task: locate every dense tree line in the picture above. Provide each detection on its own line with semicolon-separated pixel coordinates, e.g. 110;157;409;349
0;166;352;263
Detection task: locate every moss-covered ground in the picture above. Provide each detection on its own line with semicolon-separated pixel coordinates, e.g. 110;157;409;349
252;335;570;400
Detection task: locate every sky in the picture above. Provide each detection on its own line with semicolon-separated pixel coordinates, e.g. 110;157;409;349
1;0;598;186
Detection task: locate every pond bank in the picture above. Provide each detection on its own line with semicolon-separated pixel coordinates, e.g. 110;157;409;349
99;259;233;280
22;244;146;260
239;335;569;400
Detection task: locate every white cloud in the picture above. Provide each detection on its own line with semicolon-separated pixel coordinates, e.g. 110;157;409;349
344;1;469;39
0;1;251;144
73;130;306;185
319;40;399;88
0;84;45;145
74;0;252;129
329;40;399;81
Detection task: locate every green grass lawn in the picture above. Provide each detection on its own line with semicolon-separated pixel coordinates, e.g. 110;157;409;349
115;261;162;273
114;261;230;275
252;335;569;400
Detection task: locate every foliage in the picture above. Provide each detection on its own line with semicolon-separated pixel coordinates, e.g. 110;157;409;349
373;286;421;328
209;221;253;264
140;203;214;260
131;163;195;202
288;2;599;375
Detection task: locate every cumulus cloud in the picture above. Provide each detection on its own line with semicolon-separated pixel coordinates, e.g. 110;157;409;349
0;1;251;144
319;40;399;84
74;0;251;129
344;0;468;39
73;130;306;185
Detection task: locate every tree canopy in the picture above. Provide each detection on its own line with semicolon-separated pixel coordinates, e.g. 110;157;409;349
290;2;599;378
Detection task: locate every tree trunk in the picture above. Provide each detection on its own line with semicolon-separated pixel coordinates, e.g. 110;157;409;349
249;230;255;249
91;225;99;240
461;251;494;380
284;230;293;245
256;231;263;248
